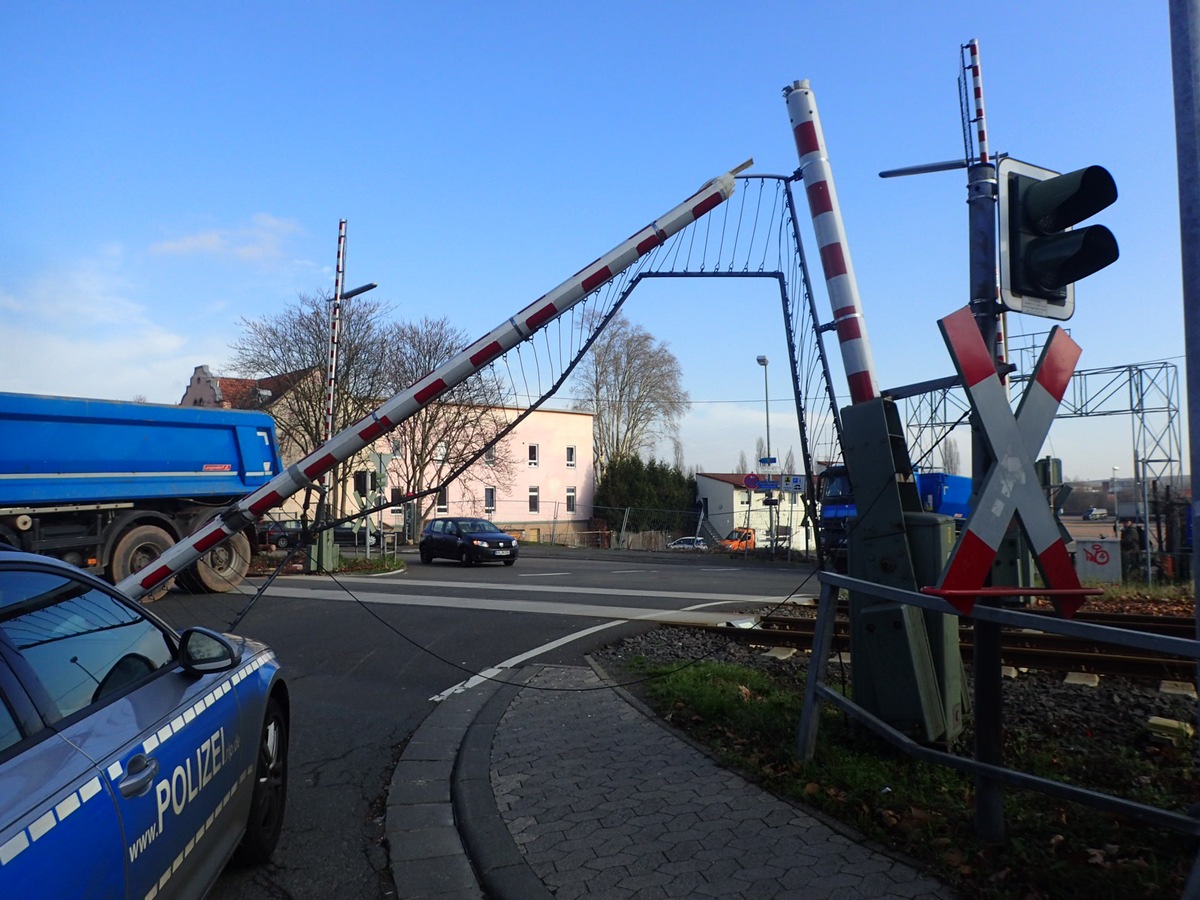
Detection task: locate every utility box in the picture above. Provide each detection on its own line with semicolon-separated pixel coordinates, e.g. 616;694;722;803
1075;537;1121;583
906;512;968;739
841;398;965;745
307;530;339;574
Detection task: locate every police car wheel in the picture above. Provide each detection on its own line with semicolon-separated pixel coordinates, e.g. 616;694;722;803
235;696;288;864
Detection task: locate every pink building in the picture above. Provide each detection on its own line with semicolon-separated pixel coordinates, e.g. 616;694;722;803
181;365;595;544
405;406;595;544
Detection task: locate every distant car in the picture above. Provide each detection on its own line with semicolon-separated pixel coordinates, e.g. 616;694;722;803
256;518;380;549
667;537;708;551
1083;508;1109;521
419;517;518;566
0;544;289;898
331;521;380;547
258;518;304;549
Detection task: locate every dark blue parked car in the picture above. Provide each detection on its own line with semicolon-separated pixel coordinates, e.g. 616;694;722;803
419;517;518;566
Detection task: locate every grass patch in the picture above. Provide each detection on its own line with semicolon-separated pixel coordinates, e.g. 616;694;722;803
636;660;1196;899
335;555;405;575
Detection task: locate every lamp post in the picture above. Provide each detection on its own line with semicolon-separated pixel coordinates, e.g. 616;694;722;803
756;355;772;555
1111;466;1119;518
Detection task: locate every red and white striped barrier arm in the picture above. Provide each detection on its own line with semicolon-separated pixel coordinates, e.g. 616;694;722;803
117;164;746;599
784;80;880;406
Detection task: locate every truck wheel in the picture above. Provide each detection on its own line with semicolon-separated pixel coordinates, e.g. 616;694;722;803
110;525;175;598
181;531;251;594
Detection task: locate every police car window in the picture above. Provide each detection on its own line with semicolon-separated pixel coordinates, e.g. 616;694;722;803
0;693;20;753
0;569;174;719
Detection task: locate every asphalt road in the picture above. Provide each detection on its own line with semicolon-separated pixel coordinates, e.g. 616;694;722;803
150;547;817;899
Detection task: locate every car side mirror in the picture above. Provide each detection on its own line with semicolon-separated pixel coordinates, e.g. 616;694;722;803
179;627;242;675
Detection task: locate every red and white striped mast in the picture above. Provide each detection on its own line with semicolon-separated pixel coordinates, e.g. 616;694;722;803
325;220;347;456
783;79;880;407
965;38;1007;382
320;221;376;524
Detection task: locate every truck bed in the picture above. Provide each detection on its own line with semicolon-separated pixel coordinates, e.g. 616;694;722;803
0;391;281;506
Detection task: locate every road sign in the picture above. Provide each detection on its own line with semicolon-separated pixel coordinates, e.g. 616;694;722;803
757;480;780;490
759;457;778;466
781;474;804;492
743;473;760;489
934;306;1086;617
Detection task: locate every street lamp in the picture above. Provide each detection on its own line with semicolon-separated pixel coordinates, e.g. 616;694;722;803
756;356;770;461
756;355;772;555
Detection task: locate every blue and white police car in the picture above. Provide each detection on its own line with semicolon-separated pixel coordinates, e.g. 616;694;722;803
0;545;289;898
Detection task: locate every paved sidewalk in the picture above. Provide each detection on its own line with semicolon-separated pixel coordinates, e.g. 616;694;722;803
387;664;956;899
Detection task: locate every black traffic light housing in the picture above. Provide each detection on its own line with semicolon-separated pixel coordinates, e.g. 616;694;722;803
998;158;1119;320
353;471;378;496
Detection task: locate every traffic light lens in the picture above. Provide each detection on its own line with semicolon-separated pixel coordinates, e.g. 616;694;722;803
1027;166;1117;233
1026;225;1119;290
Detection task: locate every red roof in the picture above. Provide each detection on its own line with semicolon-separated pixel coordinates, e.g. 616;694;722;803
696;473;755;488
213;368;313;409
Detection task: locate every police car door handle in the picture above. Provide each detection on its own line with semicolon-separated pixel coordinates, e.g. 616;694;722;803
119;753;160;798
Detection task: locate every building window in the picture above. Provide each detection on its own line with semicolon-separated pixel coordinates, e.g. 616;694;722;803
484;445;496;466
436;486;448;514
528;486;539;513
528;444;539;467
485;486;496;514
566;486;576;513
566;445;576;468
434;442;447;463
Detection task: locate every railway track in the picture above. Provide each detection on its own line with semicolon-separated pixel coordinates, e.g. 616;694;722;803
682;607;1197;681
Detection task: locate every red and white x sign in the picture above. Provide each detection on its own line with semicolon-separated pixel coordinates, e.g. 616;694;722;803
935;306;1088;618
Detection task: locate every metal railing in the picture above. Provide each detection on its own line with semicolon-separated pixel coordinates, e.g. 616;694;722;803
797;570;1200;894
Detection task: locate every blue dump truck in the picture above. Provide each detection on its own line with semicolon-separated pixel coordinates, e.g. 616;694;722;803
818;464;971;565
0;391;281;593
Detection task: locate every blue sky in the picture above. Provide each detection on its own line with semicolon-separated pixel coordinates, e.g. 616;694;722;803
0;2;1184;481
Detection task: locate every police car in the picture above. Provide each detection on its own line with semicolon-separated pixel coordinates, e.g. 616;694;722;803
0;545;289;898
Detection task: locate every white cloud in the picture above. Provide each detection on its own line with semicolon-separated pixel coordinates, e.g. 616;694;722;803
0;252;227;404
150;213;302;264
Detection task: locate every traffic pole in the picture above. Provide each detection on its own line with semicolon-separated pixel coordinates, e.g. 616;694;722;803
964;37;1005;842
1169;1;1200;770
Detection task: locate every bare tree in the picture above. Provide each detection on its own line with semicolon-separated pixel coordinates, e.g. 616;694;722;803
784;447;796;475
735;451;749;475
754;436;767;466
230;291;398;517
381;317;517;528
572;312;690;481
941;438;961;475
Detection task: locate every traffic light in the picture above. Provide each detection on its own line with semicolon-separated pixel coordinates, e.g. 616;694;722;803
353;471;378;497
998;158;1119;320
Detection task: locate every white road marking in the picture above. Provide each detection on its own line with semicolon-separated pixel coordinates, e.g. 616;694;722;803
428;598;754;702
306;575;801;605
517;571;571;577
257;585;795;623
